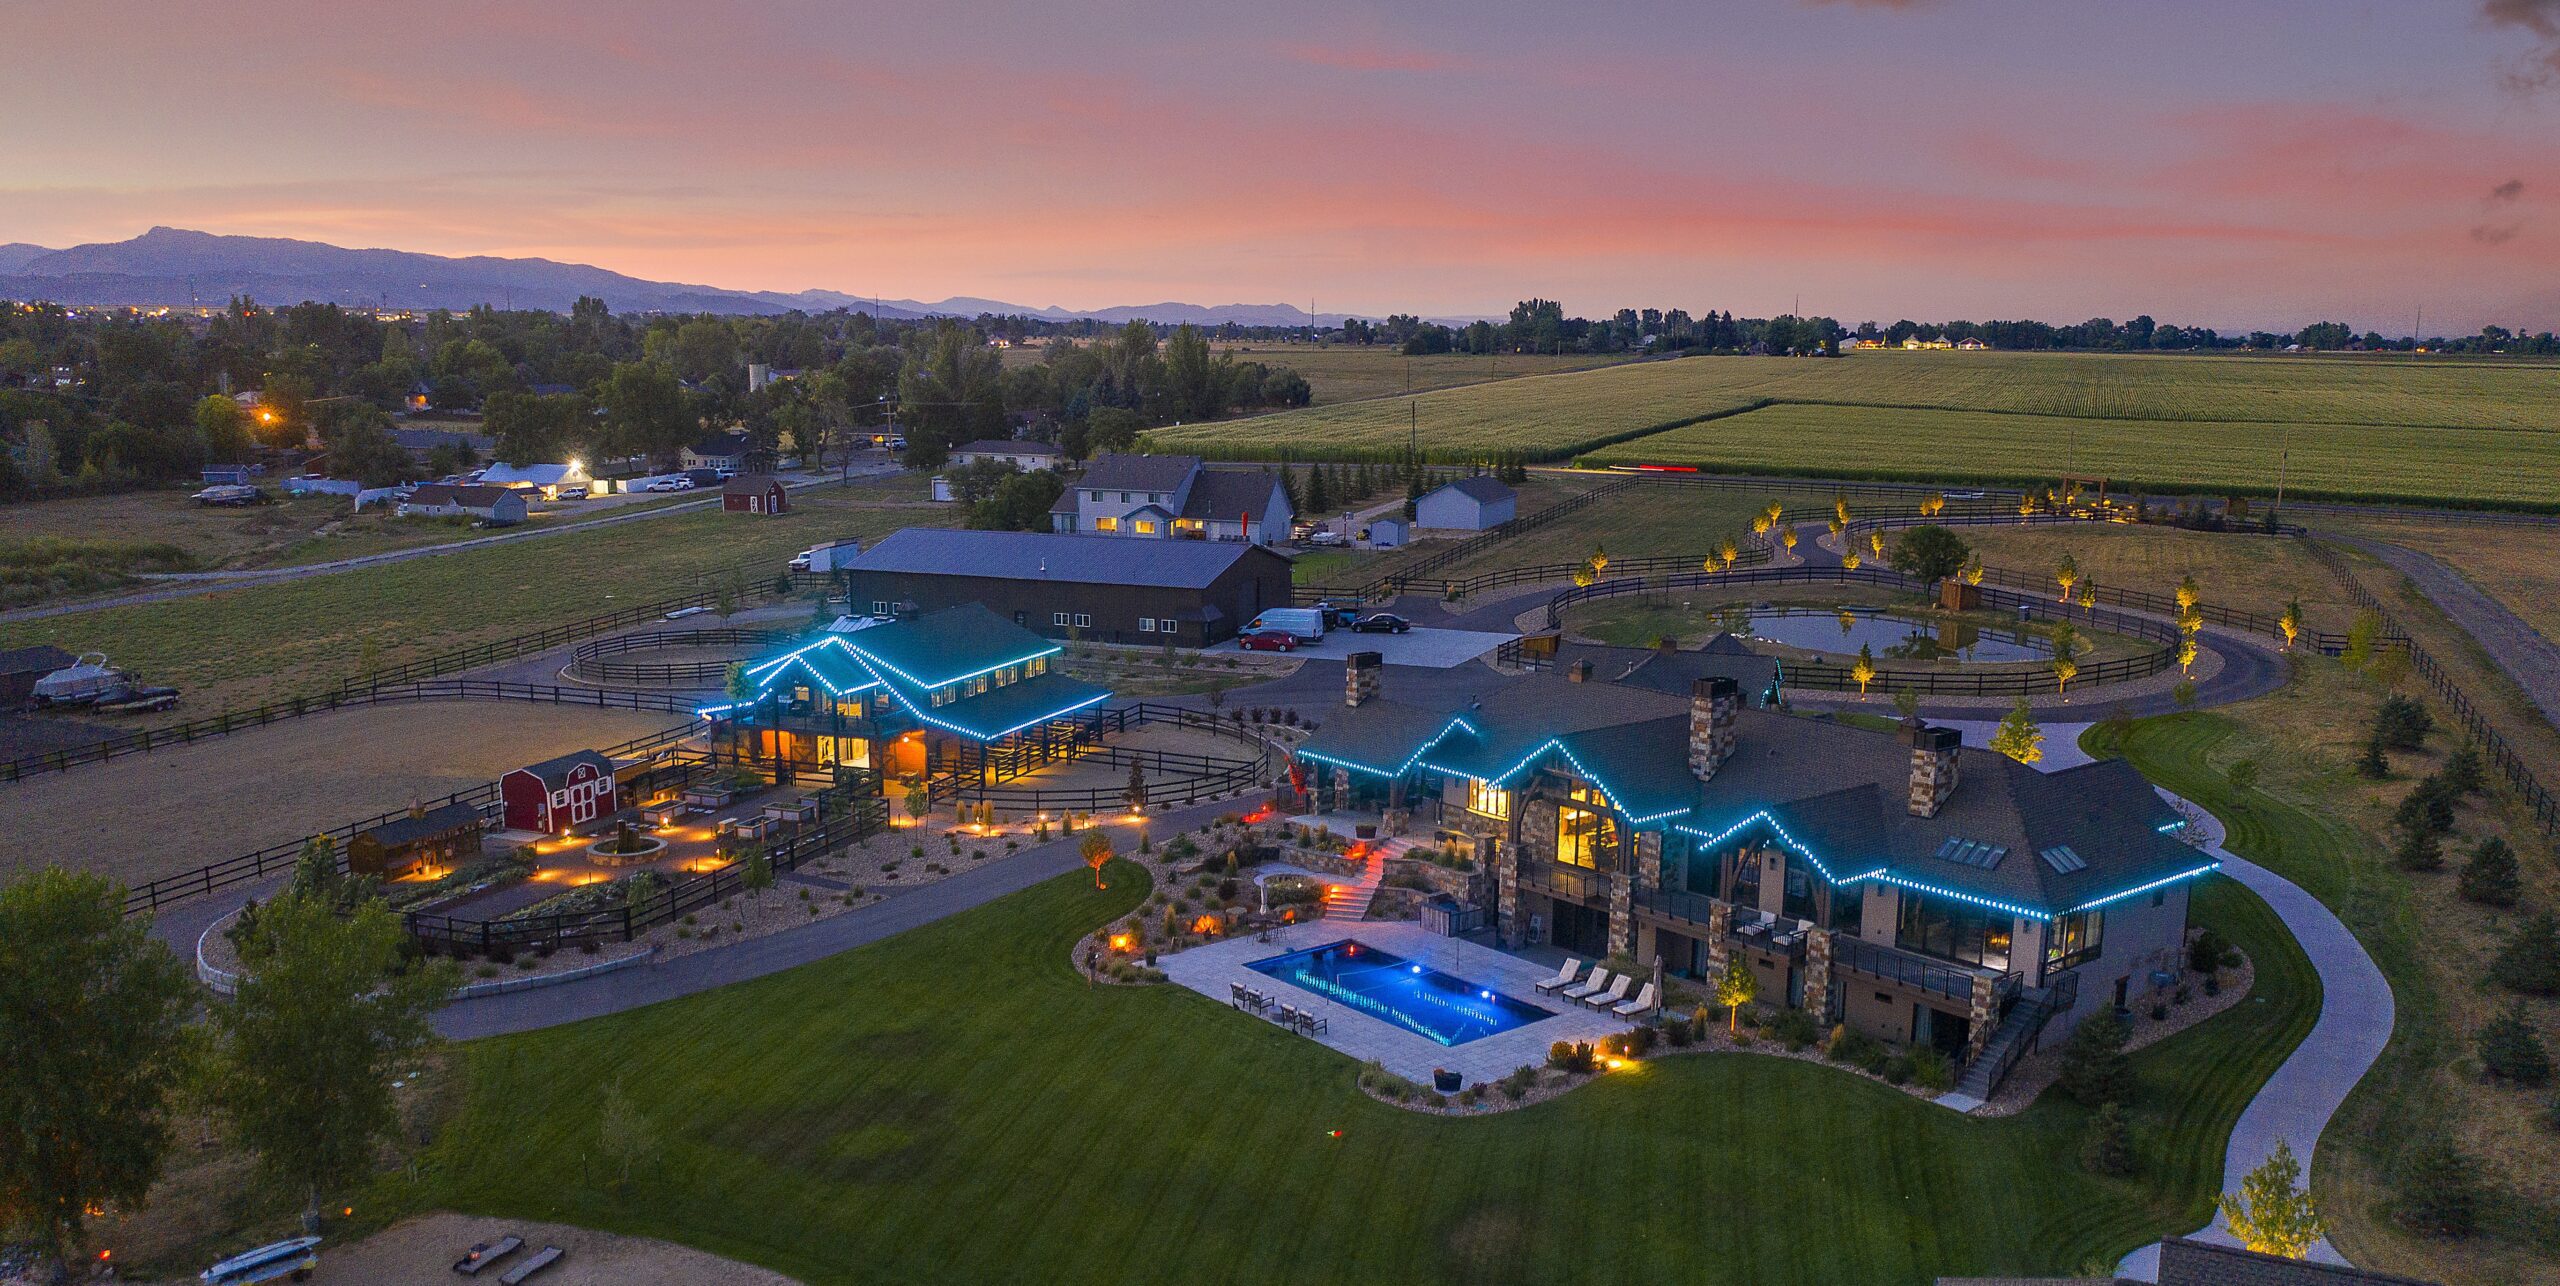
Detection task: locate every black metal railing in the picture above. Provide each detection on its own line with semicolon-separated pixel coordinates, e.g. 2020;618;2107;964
1527;862;1610;902
1830;933;1988;1004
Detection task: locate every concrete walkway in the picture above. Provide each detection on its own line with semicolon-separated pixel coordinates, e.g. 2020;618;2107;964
2116;797;2394;1280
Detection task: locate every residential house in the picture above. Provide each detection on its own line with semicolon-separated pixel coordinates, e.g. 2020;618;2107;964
1289;657;2215;1092
951;439;1064;471
1414;476;1517;530
682;431;757;474
721;474;789;515
1049;453;1292;546
1956;336;1989;350
707;602;1113;790
834;527;1292;647
398;484;527;526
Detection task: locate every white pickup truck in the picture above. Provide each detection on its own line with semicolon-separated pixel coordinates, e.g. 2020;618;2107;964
790;539;862;574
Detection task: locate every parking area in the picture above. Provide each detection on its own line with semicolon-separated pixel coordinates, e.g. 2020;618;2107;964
1208;625;1515;669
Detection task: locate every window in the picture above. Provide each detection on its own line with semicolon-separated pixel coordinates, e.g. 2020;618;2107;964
1466;778;1510;819
2046;909;2104;971
1118;491;1131;502
1895;891;2014;971
1087;490;1102;501
1556;785;1616;869
1053;612;1070;626
1095;517;1119;532
872;600;891;616
1133;519;1158;535
1073;613;1092;628
1027;655;1048;676
1138;618;1156;633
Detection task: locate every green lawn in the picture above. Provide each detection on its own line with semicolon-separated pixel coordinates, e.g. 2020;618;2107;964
397;853;2311;1285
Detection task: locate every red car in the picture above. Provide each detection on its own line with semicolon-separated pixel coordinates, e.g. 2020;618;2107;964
1237;630;1299;653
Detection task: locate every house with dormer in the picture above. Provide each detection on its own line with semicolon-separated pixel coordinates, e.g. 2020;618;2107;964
1289;653;2214;1095
1049;453;1292;546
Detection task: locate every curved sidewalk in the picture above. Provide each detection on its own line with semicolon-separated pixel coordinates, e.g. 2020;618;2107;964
2115;797;2394;1280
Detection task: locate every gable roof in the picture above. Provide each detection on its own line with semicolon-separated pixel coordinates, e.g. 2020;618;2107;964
1077;452;1198;493
722;474;784;496
956;438;1059;456
736;604;1112;742
513;749;614;785
1426;475;1515;505
361;800;484;847
1180;469;1287;521
479;462;582;487
689;432;752;458
846;528;1284;590
406;484;518;508
0;645;76;675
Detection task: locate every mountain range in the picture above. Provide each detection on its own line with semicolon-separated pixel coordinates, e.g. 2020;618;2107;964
0;227;1384;325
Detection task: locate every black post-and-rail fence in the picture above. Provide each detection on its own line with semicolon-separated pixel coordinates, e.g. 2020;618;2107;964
567;627;795;686
4;575;793;784
2299;541;2560;840
1535;564;2187;697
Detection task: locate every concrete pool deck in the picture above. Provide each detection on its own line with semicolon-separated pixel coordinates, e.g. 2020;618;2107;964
1159;919;1632;1086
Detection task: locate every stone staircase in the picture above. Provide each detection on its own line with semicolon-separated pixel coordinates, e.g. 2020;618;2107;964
1319;840;1404;922
1954;979;2073;1100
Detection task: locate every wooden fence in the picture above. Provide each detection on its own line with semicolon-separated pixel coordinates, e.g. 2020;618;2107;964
568;627;793;686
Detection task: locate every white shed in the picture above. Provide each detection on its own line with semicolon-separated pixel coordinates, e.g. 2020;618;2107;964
1414;477;1517;530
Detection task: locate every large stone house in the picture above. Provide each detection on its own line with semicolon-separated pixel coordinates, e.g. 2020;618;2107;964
1048;453;1292;546
1289;654;2214;1092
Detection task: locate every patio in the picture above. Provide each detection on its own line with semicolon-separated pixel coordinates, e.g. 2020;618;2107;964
1158;918;1634;1087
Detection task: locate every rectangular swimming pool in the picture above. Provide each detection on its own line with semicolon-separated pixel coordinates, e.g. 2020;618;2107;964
1245;939;1553;1046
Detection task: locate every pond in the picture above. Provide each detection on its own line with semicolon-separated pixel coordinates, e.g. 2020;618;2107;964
1741;606;2055;663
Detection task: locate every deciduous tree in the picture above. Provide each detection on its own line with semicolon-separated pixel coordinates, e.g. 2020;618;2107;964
2218;1140;2325;1259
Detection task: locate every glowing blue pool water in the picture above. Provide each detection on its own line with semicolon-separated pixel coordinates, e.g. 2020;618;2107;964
1246;939;1552;1046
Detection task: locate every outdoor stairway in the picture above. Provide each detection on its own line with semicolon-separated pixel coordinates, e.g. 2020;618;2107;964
1953;985;2067;1100
1318;840;1402;922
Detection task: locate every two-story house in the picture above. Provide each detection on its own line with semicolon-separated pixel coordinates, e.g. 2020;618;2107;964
1289;653;2215;1095
1049;453;1292;546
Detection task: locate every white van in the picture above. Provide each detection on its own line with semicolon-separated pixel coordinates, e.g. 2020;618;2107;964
1244;607;1327;643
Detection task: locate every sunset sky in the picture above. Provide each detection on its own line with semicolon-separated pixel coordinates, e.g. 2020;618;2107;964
6;1;2560;330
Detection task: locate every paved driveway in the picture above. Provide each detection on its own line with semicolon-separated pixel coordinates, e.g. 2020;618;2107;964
1210;626;1515;669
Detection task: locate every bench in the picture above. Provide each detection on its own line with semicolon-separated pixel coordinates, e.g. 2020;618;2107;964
452;1235;522;1276
498;1246;563;1285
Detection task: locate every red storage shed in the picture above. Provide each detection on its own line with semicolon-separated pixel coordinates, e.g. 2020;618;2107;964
501;749;619;833
722;475;788;515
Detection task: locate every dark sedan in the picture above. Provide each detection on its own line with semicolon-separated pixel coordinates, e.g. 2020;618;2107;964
1349;613;1412;634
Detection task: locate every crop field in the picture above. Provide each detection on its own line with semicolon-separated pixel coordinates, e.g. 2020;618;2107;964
1586;405;2560;508
0;474;957;711
1146;350;2560;508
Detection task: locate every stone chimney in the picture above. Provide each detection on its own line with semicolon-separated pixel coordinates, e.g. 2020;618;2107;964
1567;659;1593;683
1689;676;1739;780
1345;651;1382;707
1903;720;1962;817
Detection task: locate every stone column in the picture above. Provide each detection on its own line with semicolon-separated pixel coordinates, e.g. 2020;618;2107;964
1705;896;1731;975
1802;928;1834;1026
1606;870;1632;957
1966;974;1997;1061
1495;838;1520;945
1633;832;1662;897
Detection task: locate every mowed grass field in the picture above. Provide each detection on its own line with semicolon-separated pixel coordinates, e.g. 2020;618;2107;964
399;859;2312;1286
1146;350;2560;508
1001;339;1638;406
0;474;957;711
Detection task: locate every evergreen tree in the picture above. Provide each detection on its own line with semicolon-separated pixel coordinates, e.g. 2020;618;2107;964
2393;1139;2482;1237
2477;1002;2553;1085
2490;910;2560;995
2391;825;2442;872
1278;463;1301;511
2355;735;2390;779
2058;1007;2130;1105
2392;776;2456;835
2374;695;2433;750
2443;743;2485;795
2078;1101;2133;1175
1990;696;2044;765
2458;836;2521;906
1303;463;1330;515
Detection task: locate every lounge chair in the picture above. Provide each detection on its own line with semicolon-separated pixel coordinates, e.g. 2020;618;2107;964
1613;982;1659;1018
498;1246;563;1285
1561;969;1613;1003
1532;958;1585;995
1581;973;1634;1010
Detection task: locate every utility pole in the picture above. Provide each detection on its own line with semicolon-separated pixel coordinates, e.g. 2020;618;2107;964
1409;400;1417;458
2272;422;2291;524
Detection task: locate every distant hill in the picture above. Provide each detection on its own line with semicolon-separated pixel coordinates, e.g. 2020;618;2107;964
0;227;1398;324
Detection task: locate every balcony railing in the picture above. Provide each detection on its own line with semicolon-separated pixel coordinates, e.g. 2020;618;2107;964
1527;862;1609;902
1629;888;1812;960
1830;933;1999;1004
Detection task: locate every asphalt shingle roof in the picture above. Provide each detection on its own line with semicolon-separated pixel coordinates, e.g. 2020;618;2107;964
846;528;1280;590
1428;475;1515;505
1076;452;1198;493
1179;469;1285;522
